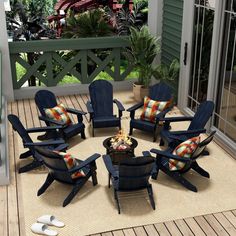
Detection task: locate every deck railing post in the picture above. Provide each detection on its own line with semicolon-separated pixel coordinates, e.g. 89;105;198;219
80;50;88;84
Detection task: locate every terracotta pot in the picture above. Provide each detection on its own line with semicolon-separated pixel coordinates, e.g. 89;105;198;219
133;83;149;102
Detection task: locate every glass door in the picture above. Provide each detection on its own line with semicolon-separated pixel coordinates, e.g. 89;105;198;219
180;0;236;153
214;0;236;142
187;0;216;111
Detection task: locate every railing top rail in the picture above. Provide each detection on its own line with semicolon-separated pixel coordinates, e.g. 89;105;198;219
9;36;130;53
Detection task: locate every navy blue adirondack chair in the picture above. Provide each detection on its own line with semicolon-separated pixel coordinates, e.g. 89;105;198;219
86;80;125;136
8;114;68;173
35;147;100;207
127;82;173;142
103;155;156;214
35;90;86;140
150;131;216;192
159;101;215;147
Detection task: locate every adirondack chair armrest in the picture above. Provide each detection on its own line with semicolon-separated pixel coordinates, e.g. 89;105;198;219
127;102;144;112
170;129;206;136
69;153;100;173
86;101;94;114
150;148;190;162
159;116;194;122
26;126;63;133
113;99;125;118
66;108;87;116
39;116;66;126
24;139;65;147
66;108;86;122
127;102;144;119
53;143;69;151
86;101;94;121
103;155;119;179
155;107;173;123
142;151;152;157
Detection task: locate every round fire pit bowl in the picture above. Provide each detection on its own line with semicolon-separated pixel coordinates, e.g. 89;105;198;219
103;136;138;165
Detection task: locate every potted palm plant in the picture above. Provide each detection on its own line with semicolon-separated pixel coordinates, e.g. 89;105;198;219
155;59;180;81
125;26;160;101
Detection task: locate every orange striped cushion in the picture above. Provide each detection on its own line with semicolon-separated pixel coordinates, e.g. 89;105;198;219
55;151;85;179
45;103;72;125
140;96;171;123
169;136;200;171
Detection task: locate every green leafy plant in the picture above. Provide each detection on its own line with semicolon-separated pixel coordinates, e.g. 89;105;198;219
6;0;57;86
124;26;160;88
63;9;113;38
154;59;180;81
105;1;147;35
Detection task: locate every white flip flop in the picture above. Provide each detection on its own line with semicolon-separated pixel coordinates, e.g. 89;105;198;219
31;223;58;236
37;215;65;228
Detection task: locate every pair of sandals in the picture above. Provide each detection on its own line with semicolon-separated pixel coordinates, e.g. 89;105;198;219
31;215;64;236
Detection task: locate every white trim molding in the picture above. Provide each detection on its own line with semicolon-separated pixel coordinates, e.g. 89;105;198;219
178;0;195;110
0;97;9;185
148;0;163;64
0;1;14;101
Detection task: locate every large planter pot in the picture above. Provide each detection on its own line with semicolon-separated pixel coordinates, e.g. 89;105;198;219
133;83;149;102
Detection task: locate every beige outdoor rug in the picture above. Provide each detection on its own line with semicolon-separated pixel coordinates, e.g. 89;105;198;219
16;117;236;236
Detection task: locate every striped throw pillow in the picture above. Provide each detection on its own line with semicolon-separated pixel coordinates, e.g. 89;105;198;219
45;103;72;125
169;136;200;171
140;96;171;123
55;151;85;179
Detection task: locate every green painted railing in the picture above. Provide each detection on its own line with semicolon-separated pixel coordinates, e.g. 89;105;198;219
8;36;133;89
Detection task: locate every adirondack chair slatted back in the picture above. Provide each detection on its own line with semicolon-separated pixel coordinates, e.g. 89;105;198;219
35;147;74;184
35;90;58;117
118;156;155;190
192;131;216;159
89;80;113;117
188;101;214;131
8;114;35;153
149;82;173;101
179;131;216;172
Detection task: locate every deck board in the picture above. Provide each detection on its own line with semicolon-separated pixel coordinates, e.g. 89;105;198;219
154;223;171;236
183;218;206;236
2;93;236;236
203;214;229;236
0;186;8;236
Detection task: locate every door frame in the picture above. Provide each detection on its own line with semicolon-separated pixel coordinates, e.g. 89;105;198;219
178;0;236;157
178;0;224;114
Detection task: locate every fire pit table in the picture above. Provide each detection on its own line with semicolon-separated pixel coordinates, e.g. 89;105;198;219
103;136;138;165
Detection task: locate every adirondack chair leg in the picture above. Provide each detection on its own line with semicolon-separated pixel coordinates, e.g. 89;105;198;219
191;162;210;178
114;190;121;214
63;184;83;207
91;169;98;186
81;130;86;139
19;160;43;173
129;127;133;135
92;126;95;137
108;173;111;188
147;185;155;210
153;133;157;142
19;150;32;159
159;138;164;146
37;174;54;196
171;172;198;192
202;150;210;156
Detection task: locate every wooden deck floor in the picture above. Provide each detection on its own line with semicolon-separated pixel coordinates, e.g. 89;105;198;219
1;92;236;236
